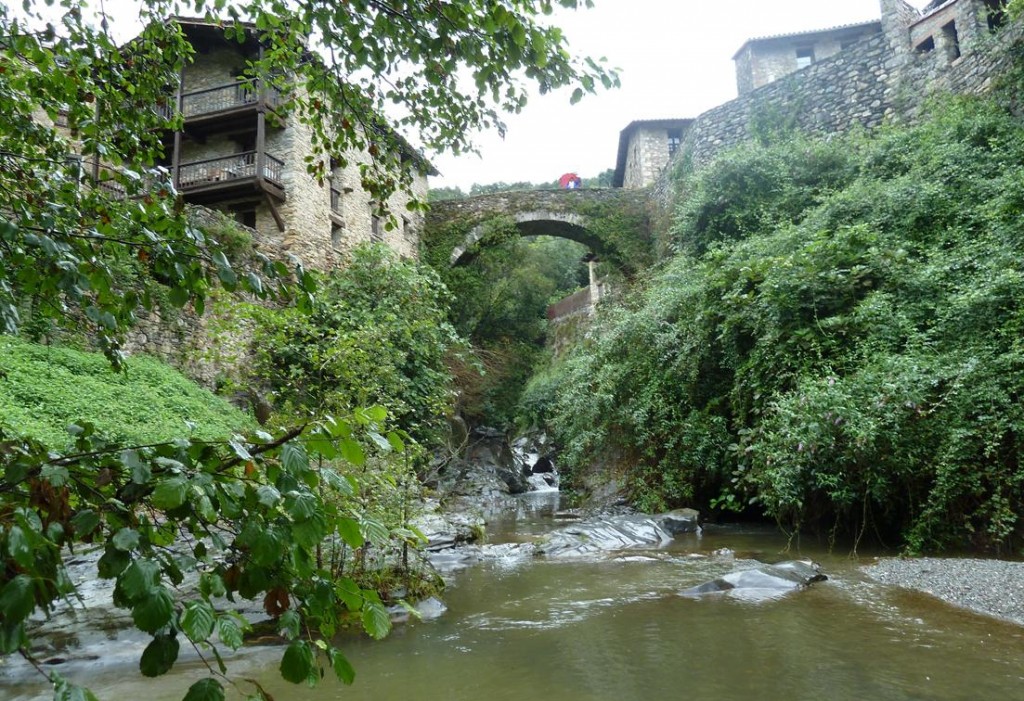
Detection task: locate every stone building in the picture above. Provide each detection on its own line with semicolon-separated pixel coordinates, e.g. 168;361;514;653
160;19;432;270
611;119;693;189
618;0;1016;201
732;20;883;96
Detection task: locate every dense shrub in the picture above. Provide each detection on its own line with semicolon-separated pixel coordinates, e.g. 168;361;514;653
238;244;461;447
0;335;254;447
537;97;1024;552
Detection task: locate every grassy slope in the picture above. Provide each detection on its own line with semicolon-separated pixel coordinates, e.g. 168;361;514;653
0;335;255;448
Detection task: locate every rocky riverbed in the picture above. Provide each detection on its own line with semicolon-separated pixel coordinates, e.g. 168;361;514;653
863;557;1024;626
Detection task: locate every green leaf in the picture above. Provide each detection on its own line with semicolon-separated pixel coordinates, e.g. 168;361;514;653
216;614;245;650
361;599;391;640
278;609;301;639
336;517;363;549
112;527;140;552
285;492;318;520
361;517;389;547
40;464;70;487
256;484;281;508
281;442;308;473
6;526;32;569
279;640;315;684
0;575;36;623
330;648;356;685
152;477;188;510
132;586;175;633
182;678;225;701
139;633;179;677
200;573;227;598
117;558;160;601
121;449;151;484
180;600;216;642
98;545;131;579
367;431;392;452
339;438;365;466
71;509;101;538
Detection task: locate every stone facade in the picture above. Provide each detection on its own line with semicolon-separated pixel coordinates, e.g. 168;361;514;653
612;119;693;189
170;20;431;270
733;21;883;96
641;0;1021;208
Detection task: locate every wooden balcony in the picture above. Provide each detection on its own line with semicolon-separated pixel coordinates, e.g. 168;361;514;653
176;151;285;203
159;81;282;133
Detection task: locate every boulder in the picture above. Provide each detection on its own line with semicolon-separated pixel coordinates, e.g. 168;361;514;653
538;515;673;558
655;508;701;535
680;560;827;602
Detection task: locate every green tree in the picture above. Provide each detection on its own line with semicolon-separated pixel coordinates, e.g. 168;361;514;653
0;1;617;698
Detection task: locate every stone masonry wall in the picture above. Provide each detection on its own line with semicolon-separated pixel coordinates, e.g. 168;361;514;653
624;126;673;189
655;0;1023;211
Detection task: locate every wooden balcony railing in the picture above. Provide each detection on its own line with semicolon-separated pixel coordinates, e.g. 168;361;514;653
155;81;282;121
176;151;284;190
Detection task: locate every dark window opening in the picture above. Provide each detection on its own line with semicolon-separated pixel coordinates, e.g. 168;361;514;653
232;207;257;229
236;135;256;153
796;47;815;69
985;0;1007;32
331;223;344;250
371;214;383;242
942;21;961;61
916;36;936;53
667;128;682;157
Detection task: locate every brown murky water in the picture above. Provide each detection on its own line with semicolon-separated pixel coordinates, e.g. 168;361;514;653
7;493;1024;700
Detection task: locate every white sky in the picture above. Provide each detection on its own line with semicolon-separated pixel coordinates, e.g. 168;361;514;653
429;0;933;191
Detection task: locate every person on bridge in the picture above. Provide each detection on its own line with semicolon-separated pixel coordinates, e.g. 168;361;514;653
558;172;582;189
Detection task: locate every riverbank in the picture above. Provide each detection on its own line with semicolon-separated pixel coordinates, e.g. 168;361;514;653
863;557;1024;627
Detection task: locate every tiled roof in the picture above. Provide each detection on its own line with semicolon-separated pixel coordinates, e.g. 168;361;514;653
732;20;882;59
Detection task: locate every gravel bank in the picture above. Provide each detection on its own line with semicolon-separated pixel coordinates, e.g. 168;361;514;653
864;557;1024;626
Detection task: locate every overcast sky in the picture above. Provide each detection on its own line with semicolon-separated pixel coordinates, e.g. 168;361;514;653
429;0;933;191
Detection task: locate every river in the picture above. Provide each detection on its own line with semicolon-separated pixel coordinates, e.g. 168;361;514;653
7;492;1024;700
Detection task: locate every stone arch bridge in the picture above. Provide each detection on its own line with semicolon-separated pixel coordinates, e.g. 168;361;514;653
424;188;654;274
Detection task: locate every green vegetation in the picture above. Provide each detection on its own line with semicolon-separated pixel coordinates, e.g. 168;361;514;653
0;0;619;697
0;336;253;448
529;96;1024;553
443;228;591;428
231;244;461;448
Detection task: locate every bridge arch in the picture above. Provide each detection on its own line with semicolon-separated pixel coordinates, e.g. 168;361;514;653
424;188;653;275
450;210;606;266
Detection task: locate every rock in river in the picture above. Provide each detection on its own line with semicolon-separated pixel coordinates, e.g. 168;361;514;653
681;560;827;602
538;515;673;558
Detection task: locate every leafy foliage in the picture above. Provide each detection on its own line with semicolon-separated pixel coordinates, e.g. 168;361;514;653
0;335;254;447
235;244;460;446
537;96;1024;552
443;230;590;427
0;411;408;699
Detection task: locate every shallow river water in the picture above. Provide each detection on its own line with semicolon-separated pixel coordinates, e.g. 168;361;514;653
8;492;1024;700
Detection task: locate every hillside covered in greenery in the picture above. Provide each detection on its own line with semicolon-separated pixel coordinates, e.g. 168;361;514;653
0;336;255;448
525;94;1024;552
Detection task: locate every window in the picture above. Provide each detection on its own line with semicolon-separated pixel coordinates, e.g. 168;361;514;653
916;36;936;53
985;0;1008;33
232;207;256;229
795;47;815;69
371;214;383;242
331;223;344;250
942;21;961;61
667;128;682;157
